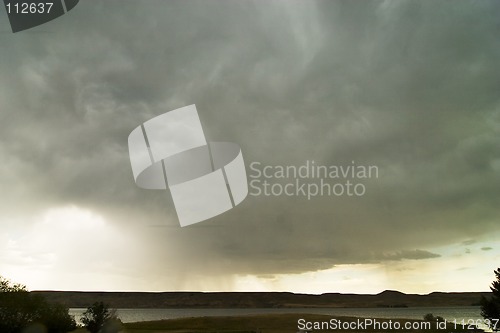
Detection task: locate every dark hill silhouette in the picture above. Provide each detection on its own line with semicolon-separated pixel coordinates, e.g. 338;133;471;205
377;290;405;296
31;290;489;309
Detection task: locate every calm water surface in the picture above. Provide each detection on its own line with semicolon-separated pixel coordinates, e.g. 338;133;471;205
70;306;482;324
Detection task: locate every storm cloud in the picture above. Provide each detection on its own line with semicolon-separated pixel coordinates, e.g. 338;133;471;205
0;0;499;291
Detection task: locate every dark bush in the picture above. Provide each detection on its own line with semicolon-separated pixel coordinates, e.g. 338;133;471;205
0;276;76;333
481;268;500;331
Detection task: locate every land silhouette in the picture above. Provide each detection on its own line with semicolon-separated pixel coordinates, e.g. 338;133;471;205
34;290;488;309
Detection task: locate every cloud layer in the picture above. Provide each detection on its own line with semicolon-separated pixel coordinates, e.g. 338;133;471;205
0;0;499;291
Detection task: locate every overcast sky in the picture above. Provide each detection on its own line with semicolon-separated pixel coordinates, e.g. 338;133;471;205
0;0;499;293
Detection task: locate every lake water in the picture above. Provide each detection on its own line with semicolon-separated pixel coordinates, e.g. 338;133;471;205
69;306;482;325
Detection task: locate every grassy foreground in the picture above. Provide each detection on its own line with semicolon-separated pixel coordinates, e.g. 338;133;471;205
116;313;483;333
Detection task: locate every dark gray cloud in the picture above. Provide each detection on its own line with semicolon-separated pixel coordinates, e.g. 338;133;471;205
0;0;499;287
382;250;441;261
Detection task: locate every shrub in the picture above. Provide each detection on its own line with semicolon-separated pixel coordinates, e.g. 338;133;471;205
0;276;76;333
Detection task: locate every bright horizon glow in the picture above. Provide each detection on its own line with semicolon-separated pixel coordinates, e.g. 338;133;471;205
1;206;496;294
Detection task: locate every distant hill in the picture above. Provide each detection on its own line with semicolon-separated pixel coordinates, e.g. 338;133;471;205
32;290;490;308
